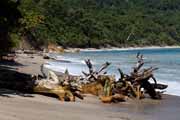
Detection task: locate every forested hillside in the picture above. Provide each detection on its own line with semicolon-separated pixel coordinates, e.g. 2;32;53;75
1;0;180;50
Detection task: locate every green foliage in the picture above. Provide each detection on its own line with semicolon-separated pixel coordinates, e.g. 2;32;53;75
19;0;180;48
9;33;21;47
2;0;180;50
19;12;44;30
0;0;21;53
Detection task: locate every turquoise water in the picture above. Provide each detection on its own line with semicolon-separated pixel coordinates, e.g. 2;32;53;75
45;48;180;96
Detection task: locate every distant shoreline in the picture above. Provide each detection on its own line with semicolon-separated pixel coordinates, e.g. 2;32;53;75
78;46;180;52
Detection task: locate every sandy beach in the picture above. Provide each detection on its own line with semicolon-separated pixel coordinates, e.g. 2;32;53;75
0;53;180;120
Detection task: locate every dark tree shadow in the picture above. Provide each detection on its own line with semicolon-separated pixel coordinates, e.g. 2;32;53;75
0;65;35;98
0;0;21;54
0;61;24;67
0;89;34;98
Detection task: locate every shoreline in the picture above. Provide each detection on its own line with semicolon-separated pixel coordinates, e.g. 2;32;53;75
46;48;180;97
0;52;180;120
13;52;178;97
78;45;180;52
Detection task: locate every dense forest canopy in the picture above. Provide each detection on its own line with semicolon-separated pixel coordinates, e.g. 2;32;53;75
0;0;21;54
1;0;180;51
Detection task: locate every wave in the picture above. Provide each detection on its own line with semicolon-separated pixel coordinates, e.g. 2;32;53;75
157;80;180;96
52;54;98;65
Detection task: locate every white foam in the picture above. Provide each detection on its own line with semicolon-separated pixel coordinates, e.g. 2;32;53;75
156;79;180;96
44;62;85;76
44;63;66;72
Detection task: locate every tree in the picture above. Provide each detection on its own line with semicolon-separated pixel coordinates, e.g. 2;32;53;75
0;0;21;54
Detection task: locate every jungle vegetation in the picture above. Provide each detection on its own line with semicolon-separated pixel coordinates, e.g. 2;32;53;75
1;0;180;51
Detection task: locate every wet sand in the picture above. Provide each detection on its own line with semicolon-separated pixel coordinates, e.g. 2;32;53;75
0;91;179;120
107;95;180;120
0;53;179;120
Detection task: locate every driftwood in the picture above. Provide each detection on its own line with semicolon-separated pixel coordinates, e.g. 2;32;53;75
82;75;115;96
34;54;167;103
82;60;113;96
34;69;83;102
82;74;127;103
0;67;83;102
113;53;168;100
0;52;168;103
82;82;103;96
82;60;128;103
82;59;111;81
100;94;128;103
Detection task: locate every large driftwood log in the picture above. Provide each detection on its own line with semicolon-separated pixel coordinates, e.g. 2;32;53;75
82;75;115;96
114;53;168;100
0;64;83;102
34;69;83;101
82;60;113;96
82;60;127;103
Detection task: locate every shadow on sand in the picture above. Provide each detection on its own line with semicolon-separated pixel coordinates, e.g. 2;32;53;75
0;61;35;98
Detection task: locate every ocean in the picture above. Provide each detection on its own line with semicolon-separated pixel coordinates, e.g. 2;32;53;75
44;48;180;96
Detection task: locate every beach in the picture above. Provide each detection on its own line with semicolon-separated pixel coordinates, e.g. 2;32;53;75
0;52;179;120
0;90;180;120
